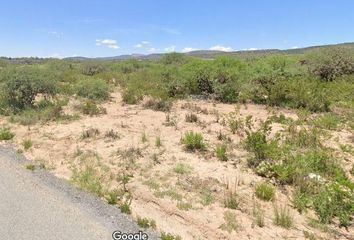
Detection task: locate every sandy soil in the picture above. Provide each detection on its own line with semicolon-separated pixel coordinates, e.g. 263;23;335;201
1;91;353;240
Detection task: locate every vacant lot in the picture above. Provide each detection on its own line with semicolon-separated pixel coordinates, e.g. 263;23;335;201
0;46;353;239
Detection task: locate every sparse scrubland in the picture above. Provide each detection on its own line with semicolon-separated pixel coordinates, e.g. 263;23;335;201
0;45;353;239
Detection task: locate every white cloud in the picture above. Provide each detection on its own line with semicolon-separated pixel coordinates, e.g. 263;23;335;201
147;47;156;53
48;30;63;38
96;39;119;49
242;48;258;51
108;45;119;49
209;45;234;52
291;46;299;49
134;41;150;48
164;45;176;52
182;47;199;53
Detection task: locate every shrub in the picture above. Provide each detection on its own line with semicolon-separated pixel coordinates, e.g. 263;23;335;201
155;136;162;147
227;113;244;135
75;78;110;100
292;189;310;213
0;127;15;140
244;130;268;164
161;52;188;65
79;100;106;116
22;139;33;150
1;67;57;111
71;164;104;197
81;63;104;76
181;131;206;151
313;113;342;130
273;205;293;229
105;189;120;205
160;232;182;240
224;190;239;209
308;47;354;81
120;200;132;214
137;217;156;229
185;113;198;123
122;88;142;104
313;183;354;226
173;163;193;175
81;128;100;139
143;98;171;112
216;144;228;161
255;183;275;201
220;211;240;233
104;129;119;139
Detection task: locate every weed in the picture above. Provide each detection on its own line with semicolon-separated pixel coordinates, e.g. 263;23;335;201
200;190;214;206
105;189;121;205
292;189;310;213
141;131;148;143
215;144;228;161
181;131;206;151
177;201;193;211
255;182;275;201
117;173;133;192
143;179;160;191
104;129;119;139
71;164;104;197
120;200;132;214
0;127;14;140
224;190;239;210
79;100;106;116
25;164;36;171
22;139;33;150
174;163;193;175
151;153;160;164
313;183;354;226
313;113;342;130
143;98;171;112
185;113;198;123
154;189;182;201
137;216;156;229
81;128;100;139
160;232;182;240
220;211;240;233
273;205;293;229
303;231;317;240
252;201;265;227
155;136;162;147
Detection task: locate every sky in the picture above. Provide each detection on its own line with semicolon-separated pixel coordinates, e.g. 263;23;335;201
0;0;354;58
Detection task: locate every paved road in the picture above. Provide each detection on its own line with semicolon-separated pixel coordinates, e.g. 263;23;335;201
0;145;157;240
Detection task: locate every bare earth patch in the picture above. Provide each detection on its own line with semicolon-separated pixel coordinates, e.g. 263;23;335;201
1;91;353;240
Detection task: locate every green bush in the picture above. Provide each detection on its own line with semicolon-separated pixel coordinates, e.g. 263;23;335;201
1;67;57;111
22;139;33;150
216;144;228;161
308;47;354;81
0;127;15;140
181;131;206;151
313;183;354;226
255;183;275;201
143;98;172;112
75;78;110;100
79;100;106;116
81;63;105;76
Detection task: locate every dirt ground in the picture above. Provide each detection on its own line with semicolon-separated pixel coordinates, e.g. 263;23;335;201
1;91;353;240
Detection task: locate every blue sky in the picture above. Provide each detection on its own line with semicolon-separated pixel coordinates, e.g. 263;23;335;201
1;0;354;58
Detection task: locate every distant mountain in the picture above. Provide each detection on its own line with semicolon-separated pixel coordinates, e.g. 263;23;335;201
61;42;354;61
